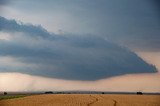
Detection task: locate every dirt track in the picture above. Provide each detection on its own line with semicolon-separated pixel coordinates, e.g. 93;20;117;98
0;94;160;106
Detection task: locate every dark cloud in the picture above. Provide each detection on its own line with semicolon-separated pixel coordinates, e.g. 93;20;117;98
151;0;160;12
0;16;55;39
58;0;160;52
0;0;8;5
109;31;160;52
0;17;157;80
60;0;160;52
1;0;160;52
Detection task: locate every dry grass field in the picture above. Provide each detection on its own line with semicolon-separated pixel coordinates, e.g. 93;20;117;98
0;94;159;106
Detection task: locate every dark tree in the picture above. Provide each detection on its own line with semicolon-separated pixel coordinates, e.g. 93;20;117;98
4;92;7;95
45;91;53;94
137;92;143;95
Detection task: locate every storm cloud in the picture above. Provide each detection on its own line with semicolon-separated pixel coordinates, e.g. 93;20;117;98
0;17;157;80
1;0;160;52
0;0;8;5
0;16;55;39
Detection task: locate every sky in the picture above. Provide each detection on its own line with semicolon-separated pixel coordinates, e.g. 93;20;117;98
0;0;160;92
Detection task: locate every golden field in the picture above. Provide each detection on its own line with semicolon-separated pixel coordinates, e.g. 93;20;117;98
0;94;160;106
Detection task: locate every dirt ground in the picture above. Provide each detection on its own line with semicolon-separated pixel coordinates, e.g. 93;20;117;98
0;94;159;106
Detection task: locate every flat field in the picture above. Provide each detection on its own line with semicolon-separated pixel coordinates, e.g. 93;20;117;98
0;94;159;106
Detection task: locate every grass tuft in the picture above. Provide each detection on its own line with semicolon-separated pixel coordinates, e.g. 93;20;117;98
0;95;26;100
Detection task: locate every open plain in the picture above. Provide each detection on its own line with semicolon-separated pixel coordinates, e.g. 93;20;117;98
0;94;160;106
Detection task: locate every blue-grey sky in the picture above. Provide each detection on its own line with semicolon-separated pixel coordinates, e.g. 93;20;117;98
0;0;160;81
1;0;160;51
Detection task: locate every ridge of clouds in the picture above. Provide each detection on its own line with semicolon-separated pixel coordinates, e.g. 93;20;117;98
0;16;157;80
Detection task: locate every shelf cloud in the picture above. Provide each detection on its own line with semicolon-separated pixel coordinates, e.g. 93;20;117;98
0;16;157;80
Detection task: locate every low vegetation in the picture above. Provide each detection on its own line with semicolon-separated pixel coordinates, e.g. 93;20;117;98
0;95;26;100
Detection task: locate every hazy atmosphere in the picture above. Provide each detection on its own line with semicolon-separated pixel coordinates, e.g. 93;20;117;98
0;0;160;92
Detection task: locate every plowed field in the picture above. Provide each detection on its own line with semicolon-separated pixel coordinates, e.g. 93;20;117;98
0;94;159;106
